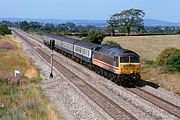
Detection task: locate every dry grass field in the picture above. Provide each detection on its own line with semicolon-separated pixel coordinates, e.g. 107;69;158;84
0;35;59;120
104;35;180;60
104;35;180;94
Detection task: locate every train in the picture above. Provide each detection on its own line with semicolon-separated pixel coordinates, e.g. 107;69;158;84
42;34;141;85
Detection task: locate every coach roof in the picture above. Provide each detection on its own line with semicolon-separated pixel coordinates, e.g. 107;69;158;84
74;41;100;49
43;33;77;44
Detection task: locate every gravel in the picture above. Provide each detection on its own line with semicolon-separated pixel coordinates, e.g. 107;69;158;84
142;86;180;108
52;44;179;120
14;32;180;120
14;33;113;120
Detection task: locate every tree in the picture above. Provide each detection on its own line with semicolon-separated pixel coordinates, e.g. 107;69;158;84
19;21;29;31
86;30;105;44
0;25;11;35
102;40;121;48
0;29;5;36
107;16;119;36
108;8;145;36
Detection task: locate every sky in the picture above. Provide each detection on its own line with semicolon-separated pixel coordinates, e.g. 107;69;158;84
0;0;180;22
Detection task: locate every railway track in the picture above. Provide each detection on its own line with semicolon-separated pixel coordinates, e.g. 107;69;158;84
13;29;180;119
13;29;136;120
127;87;180;118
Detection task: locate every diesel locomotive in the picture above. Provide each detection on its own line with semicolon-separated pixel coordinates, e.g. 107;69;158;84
43;34;141;85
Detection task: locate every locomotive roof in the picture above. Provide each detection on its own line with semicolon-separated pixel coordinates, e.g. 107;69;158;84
99;47;139;57
43;33;77;43
74;41;100;49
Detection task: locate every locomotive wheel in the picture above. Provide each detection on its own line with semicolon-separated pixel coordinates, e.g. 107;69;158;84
103;70;108;78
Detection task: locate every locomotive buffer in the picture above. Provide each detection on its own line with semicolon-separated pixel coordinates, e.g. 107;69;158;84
49;40;55;78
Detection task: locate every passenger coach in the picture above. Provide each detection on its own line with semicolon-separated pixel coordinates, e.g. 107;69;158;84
74;41;99;63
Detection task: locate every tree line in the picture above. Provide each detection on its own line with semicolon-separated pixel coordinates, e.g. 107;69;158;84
1;8;180;44
0;20;97;34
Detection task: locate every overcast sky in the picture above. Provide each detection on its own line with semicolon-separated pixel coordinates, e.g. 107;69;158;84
1;0;180;22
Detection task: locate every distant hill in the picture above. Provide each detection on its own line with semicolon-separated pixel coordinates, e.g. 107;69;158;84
1;18;180;27
0;18;107;27
144;19;180;26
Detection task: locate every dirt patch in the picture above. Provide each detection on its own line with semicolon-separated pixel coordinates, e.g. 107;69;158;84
0;42;16;50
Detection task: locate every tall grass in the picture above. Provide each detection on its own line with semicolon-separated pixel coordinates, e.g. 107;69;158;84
0;35;60;120
0;79;59;120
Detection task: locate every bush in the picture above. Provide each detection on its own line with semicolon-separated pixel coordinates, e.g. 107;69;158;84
0;29;5;36
102;40;121;48
157;48;180;66
86;30;105;44
142;59;156;65
160;65;178;73
177;31;180;34
157;48;180;73
0;25;11;35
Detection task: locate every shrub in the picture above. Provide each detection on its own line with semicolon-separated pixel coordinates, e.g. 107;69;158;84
157;48;180;73
86;30;105;44
142;59;156;65
102;40;121;48
0;25;11;35
0;29;5;36
160;65;178;73
156;48;180;66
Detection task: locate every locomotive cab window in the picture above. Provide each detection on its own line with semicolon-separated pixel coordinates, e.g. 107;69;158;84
120;57;129;63
130;56;139;63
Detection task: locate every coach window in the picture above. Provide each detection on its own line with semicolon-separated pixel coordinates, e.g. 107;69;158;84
87;50;90;57
68;43;70;50
81;48;85;55
75;46;81;53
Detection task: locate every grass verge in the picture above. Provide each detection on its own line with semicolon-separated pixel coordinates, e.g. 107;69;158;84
0;35;60;120
141;60;180;95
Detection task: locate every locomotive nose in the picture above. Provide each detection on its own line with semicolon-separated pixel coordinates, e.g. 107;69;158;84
120;64;140;74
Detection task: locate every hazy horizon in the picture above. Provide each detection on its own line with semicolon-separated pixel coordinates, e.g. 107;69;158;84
0;18;180;23
0;0;180;23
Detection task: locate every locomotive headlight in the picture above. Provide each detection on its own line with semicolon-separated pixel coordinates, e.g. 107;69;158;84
120;66;124;71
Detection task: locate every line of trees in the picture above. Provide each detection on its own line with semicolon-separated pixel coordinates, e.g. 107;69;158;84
1;8;180;45
1;20;97;34
144;26;180;34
